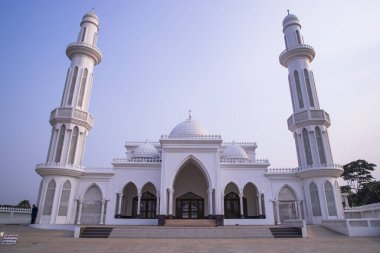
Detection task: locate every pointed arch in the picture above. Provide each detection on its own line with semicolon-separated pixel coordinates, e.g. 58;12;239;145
309;181;321;216
243;182;260;217
324;180;337;216
171;155;211;189
278;184;298;201
302;128;313;165
315;127;326;165
42;179;56;215
67;66;78;105
294;70;304;109
54;125;66;163
58;180;71;216
277;185;298;222
68;126;79;164
141;182;157;194
224;182;241;218
77;68;88;107
121;182;138;217
81;184;102;224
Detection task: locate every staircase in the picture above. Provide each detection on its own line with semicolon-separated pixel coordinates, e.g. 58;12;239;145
110;226;274;238
79;227;113;238
165;219;216;227
270;227;302;238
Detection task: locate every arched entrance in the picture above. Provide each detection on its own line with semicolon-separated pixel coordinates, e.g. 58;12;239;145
224;182;243;218
243;182;262;218
278;185;297;223
173;159;210;218
121;182;137;217
81;185;102;224
134;182;157;218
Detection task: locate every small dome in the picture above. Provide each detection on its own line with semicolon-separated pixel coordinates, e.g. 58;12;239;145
169;118;210;138
82;9;99;25
283;13;300;28
131;142;159;159
222;143;249;160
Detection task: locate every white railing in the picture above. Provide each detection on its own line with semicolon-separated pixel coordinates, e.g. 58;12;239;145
50;108;94;126
322;218;380;236
220;158;269;164
84;167;114;172
287;109;330;129
0;207;31;213
267;164;342;173
113;158;162;163
161;134;222;139
36;162;85;170
222;142;257;146
279;44;315;57
345;203;380;211
67;42;102;56
125;141;160;146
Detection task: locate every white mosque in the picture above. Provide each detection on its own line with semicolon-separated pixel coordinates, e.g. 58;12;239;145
35;10;344;226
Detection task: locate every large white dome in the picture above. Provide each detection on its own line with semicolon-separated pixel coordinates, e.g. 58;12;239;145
169;118;210;138
222;143;249;160
131;142;159;159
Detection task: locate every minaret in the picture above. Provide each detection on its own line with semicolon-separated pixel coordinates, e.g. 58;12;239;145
279;13;344;222
280;13;333;169
45;10;102;167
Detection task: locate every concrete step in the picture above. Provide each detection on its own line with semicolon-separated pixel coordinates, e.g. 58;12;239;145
109;226;274;239
79;227;113;238
270;227;302;238
165;219;216;227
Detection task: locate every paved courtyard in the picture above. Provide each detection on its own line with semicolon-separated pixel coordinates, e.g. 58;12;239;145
0;225;379;253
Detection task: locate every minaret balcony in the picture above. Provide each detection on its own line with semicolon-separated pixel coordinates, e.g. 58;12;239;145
35;162;84;177
287;109;330;131
66;42;102;65
50;107;94;130
279;44;315;67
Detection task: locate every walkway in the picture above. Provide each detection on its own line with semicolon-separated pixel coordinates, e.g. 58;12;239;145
0;225;379;253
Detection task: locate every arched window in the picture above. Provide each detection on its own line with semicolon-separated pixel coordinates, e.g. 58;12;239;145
68;127;79;164
67;67;78;105
43;180;56;215
77;69;88;107
58;181;71;216
294;71;304;109
54;125;66;163
61;68;70;106
315;127;327;165
296;30;301;44
304;69;314;107
309;182;321;216
284;35;288;49
93;32;98;46
288;75;295;112
81;185;102;224
302;128;313;165
81;27;87;42
324;181;337;216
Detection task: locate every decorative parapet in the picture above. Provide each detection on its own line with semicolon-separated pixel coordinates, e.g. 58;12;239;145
66;42;102;65
160;134;222;139
222;142;257;147
267;164;342;174
287;109;330;131
50;107;94;130
279;44;315;67
125;141;160;146
113;158;162;163
220;158;269;164
344;203;380;211
0;207;31;213
36;162;85;170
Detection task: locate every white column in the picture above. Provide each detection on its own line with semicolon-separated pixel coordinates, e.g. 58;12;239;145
168;188;174;216
100;199;105;224
221;193;225;215
297;201;302;219
208;189;213;216
275;200;281;225
137;191;142;217
294;201;299;219
239;192;244;218
156;193;160;216
257;193;263;216
117;193;123;215
77;200;83;224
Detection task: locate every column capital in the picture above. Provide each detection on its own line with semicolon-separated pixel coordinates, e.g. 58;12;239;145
168;188;174;193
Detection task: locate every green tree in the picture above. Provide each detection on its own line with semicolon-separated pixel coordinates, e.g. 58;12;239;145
356;181;380;205
342;159;376;193
17;199;31;208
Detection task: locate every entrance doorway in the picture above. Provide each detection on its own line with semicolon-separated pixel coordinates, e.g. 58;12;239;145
176;192;204;219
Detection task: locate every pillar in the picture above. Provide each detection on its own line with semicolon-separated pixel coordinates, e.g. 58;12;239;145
221;193;225;215
100;199;105;224
117;193;123;215
168;188;174;216
156;193;160;216
275;200;281;225
239;192;244;218
257;193;263;216
208;189;213;217
137;191;142;217
76;200;83;224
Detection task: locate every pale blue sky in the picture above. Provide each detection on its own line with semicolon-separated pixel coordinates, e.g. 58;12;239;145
0;0;379;204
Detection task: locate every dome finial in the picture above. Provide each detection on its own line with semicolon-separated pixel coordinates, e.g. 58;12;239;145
287;9;290;15
91;7;96;13
188;109;192;120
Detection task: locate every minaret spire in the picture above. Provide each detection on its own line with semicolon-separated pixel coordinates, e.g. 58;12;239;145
279;14;334;169
40;11;102;169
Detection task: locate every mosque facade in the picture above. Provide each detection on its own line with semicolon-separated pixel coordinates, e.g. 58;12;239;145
35;11;344;226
